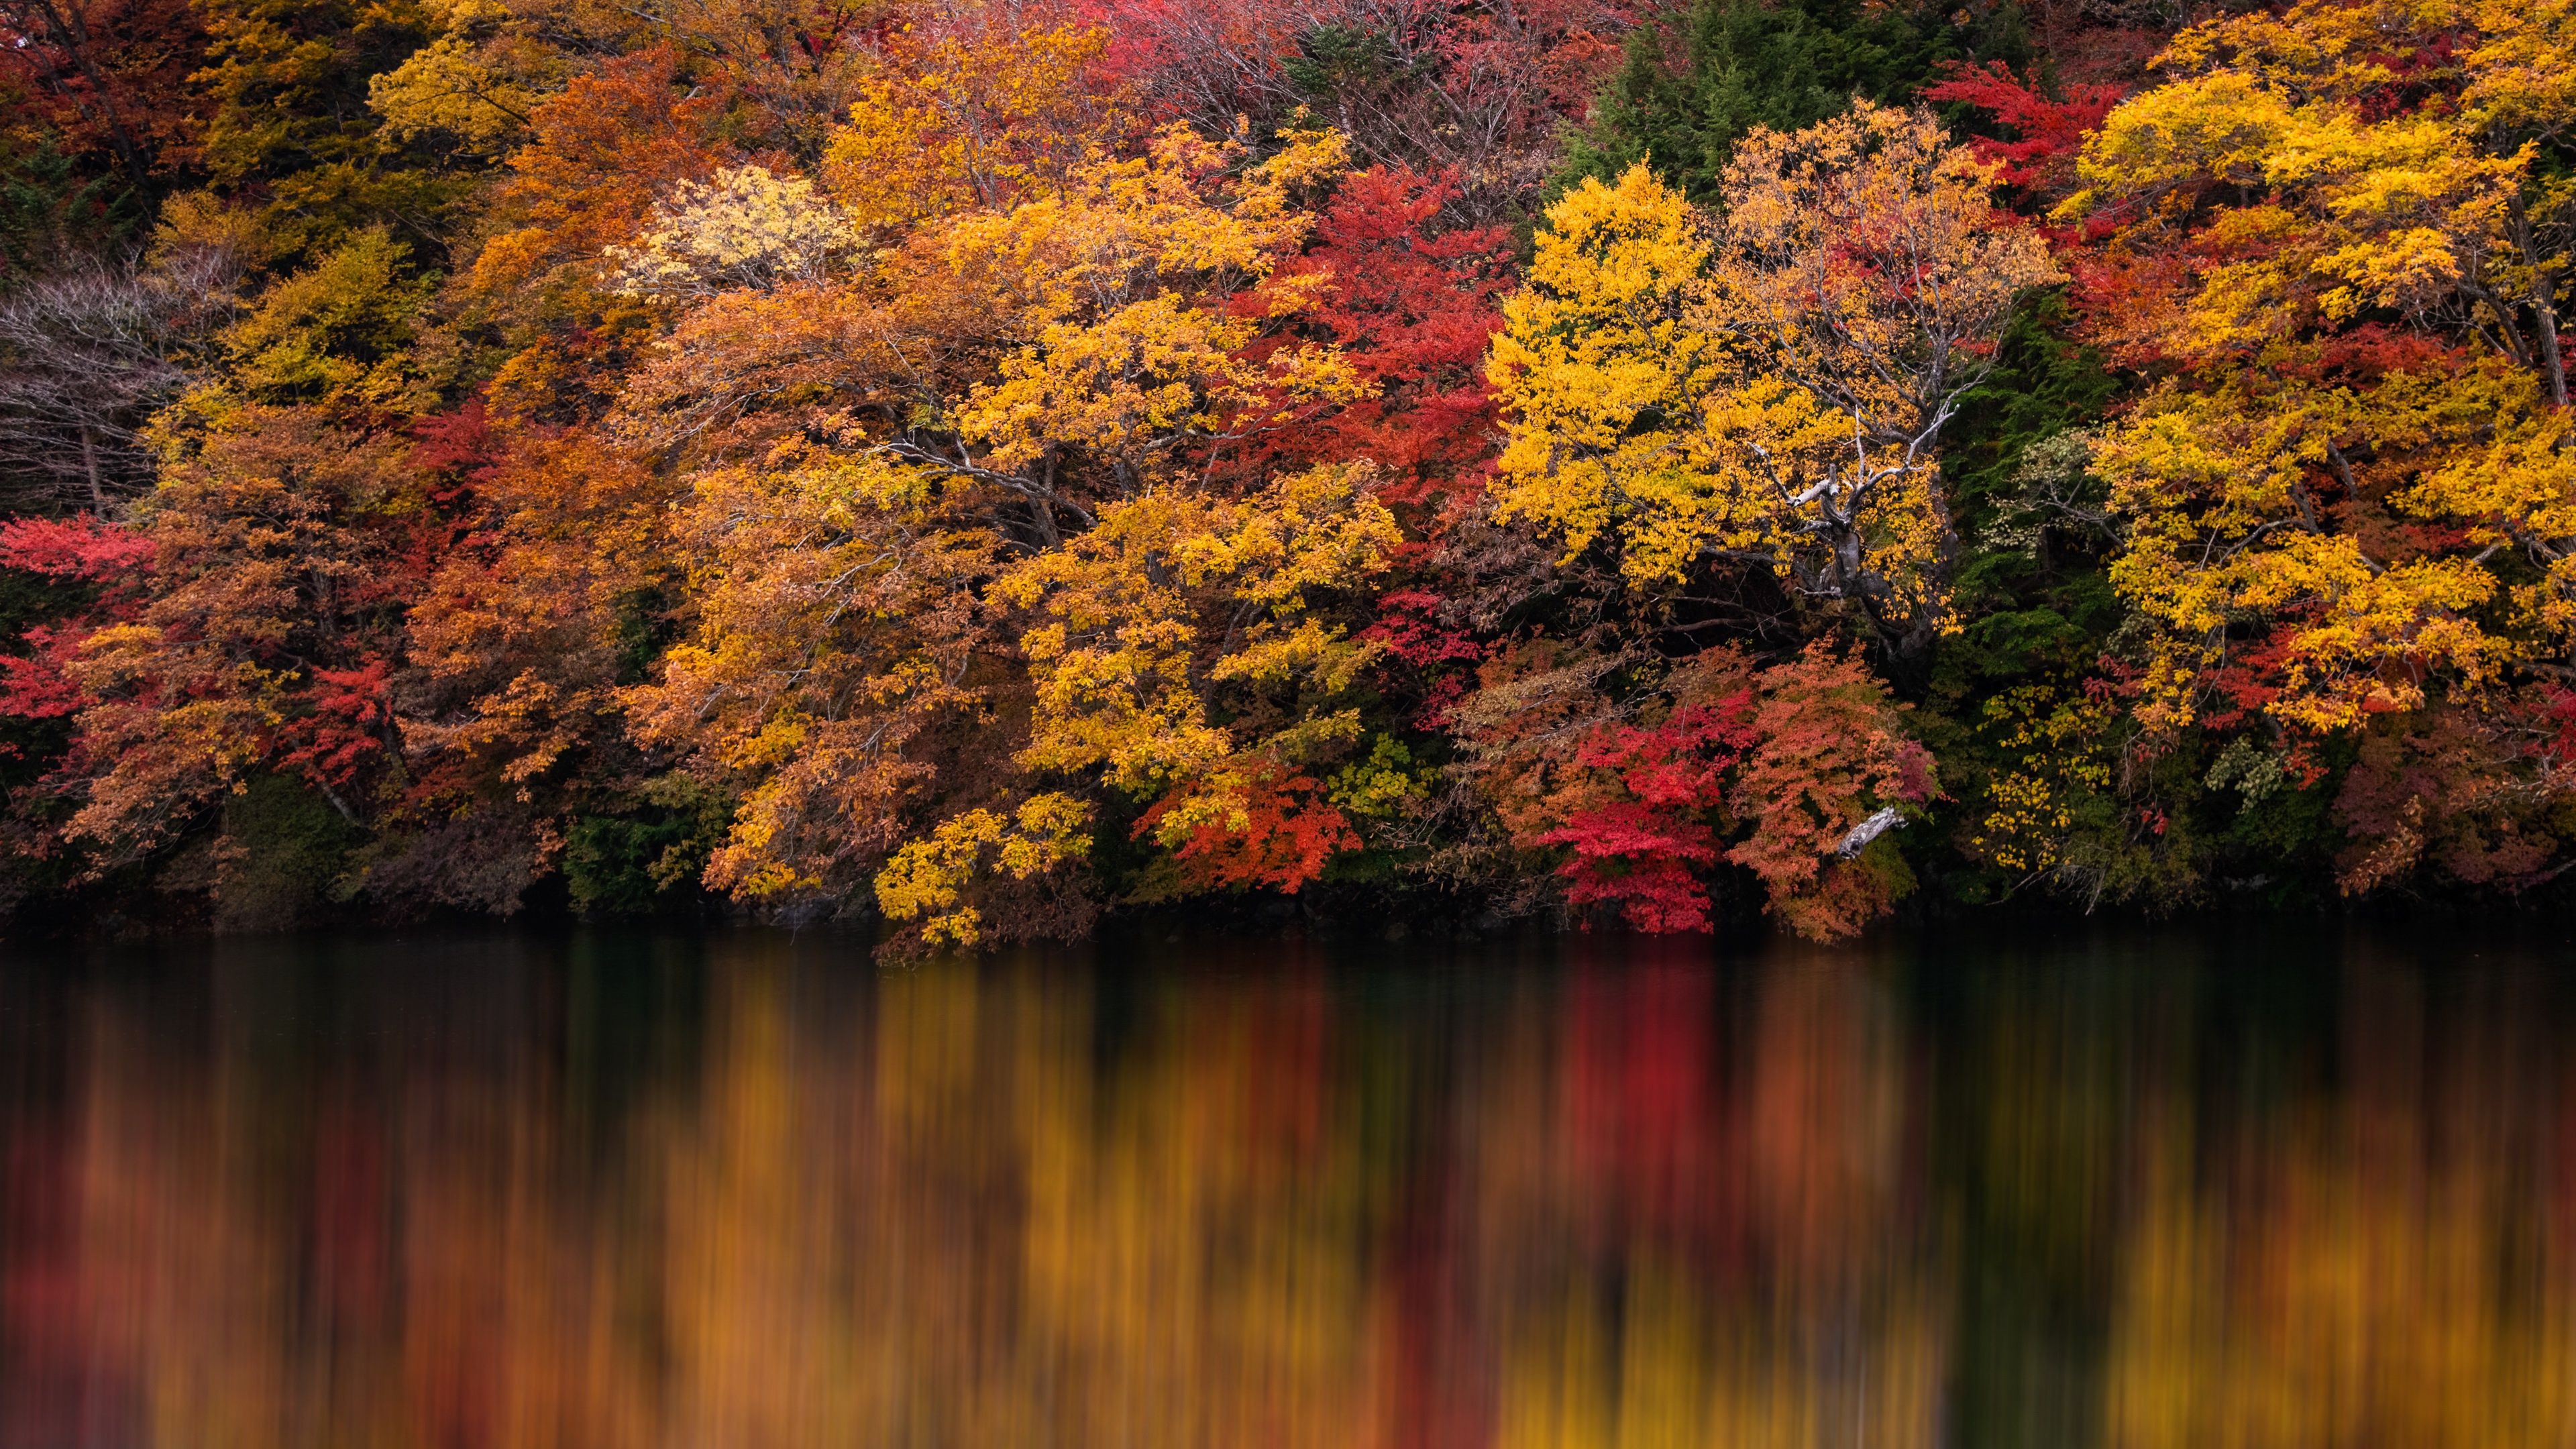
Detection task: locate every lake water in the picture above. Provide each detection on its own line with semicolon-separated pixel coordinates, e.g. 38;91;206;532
1;922;2571;1447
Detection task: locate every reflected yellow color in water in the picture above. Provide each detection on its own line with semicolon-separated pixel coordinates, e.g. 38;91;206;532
2104;967;2576;1449
2;927;2573;1448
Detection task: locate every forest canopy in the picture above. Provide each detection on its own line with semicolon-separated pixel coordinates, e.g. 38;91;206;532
1;0;2571;945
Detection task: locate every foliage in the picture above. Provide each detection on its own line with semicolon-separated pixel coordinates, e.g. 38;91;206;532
1490;107;2061;655
607;164;857;300
0;0;207;231
1919;60;2126;202
1557;0;2030;201
4;0;2571;937
1456;641;1937;936
1247;164;1517;498
820;15;1118;231
186;0;463;261
2056;0;2576;894
1092;0;1634;222
873;792;1095;950
51;406;414;864
561;772;733;916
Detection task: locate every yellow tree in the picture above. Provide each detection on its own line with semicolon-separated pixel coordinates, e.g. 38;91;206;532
2063;0;2576;890
1487;103;2060;654
873;461;1401;948
820;13;1122;233
2065;0;2560;722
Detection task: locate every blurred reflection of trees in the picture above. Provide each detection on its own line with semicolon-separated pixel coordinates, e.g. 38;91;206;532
1;930;2570;1448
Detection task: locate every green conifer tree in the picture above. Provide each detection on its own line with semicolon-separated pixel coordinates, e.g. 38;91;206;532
1556;0;2029;201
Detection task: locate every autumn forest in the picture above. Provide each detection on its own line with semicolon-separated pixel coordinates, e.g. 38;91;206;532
0;0;2569;945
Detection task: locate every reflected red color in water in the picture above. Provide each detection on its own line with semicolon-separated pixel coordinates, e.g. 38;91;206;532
1;925;2573;1447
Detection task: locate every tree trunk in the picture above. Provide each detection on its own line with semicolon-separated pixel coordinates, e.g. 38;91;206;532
78;421;105;513
2511;195;2569;411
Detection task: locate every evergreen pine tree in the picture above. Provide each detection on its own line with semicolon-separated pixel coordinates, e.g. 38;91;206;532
1556;0;2029;201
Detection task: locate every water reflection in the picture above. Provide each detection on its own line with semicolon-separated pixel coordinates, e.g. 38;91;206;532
1;926;2571;1446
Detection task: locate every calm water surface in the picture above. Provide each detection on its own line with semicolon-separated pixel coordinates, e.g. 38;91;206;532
2;922;2573;1447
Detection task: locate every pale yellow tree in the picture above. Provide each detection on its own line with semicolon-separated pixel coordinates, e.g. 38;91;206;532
606;163;859;299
